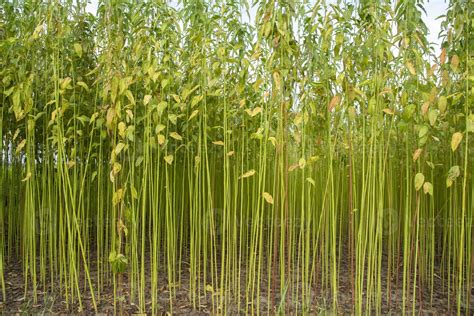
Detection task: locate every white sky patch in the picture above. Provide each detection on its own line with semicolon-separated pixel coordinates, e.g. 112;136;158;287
85;0;447;52
424;0;448;50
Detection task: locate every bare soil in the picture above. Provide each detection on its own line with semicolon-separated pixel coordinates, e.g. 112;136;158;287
0;249;469;315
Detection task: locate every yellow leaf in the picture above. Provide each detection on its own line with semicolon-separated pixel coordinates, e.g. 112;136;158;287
112;188;124;206
118;122;126;138
245;107;262;117
77;81;89;91
294;113;303;126
421;102;430;115
164;155;174;165
16;139;26;155
406;62;416;75
451;132;463;152
348;106;356;120
446;178;453;188
428;64;437;77
288;163;299;172
125;90;135;105
438;96;447;113
157;134;166;145
226;151;235;157
423;182;433;196
113;162;122;175
382;108;394;115
412;148;422;162
262;192;274;205
170;132;182;141
13;129;20;141
268;137;277;147
22;172;32;182
212;140;224;146
273;71;281;89
106;108;116;127
131;185;138;199
414;173;424;191
60;77;72;90
168;114;177;124
298;157;306;169
191;95;203;107
143;95;152;105
440;48;446;65
155;124;166;134
205;284;214;293
172;94;181;103
239;169;256;179
115;142;125;155
328;95;340;112
450;55;459;71
188;109;199;120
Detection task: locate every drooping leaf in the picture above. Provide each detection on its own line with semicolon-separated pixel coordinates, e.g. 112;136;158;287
16;139;26;155
157;134;166;145
189;109;199;120
306;177;316;186
328;95;340;112
414;173;424;191
413;148;422;162
245;107;262;117
170;132;182;141
143;95;152;105
438;96;447;113
450;132;463;152
164;155;174;165
239;169;256;179
423;182;433;196
406;61;416;75
262;192;274;205
115;142;125;155
298;157;306;169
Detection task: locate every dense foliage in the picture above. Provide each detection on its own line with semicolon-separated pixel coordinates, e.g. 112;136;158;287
0;0;472;314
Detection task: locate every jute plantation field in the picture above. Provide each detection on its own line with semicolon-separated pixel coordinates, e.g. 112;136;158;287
0;0;472;314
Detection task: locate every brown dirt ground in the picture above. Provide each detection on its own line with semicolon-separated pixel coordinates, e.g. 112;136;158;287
0;249;471;315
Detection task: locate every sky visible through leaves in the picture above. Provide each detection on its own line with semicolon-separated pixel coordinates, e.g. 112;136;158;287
86;0;447;50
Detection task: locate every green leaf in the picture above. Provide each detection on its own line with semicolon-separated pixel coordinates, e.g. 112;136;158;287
191;95;204;108
446;165;460;188
74;43;82;57
125;90;135;105
428;109;438;126
108;251;128;274
77;81;89;91
438;96;447;113
418;125;429;139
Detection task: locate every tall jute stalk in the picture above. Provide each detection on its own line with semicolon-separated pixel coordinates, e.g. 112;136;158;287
0;0;472;314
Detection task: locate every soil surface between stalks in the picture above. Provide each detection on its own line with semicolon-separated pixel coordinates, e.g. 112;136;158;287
0;250;469;315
